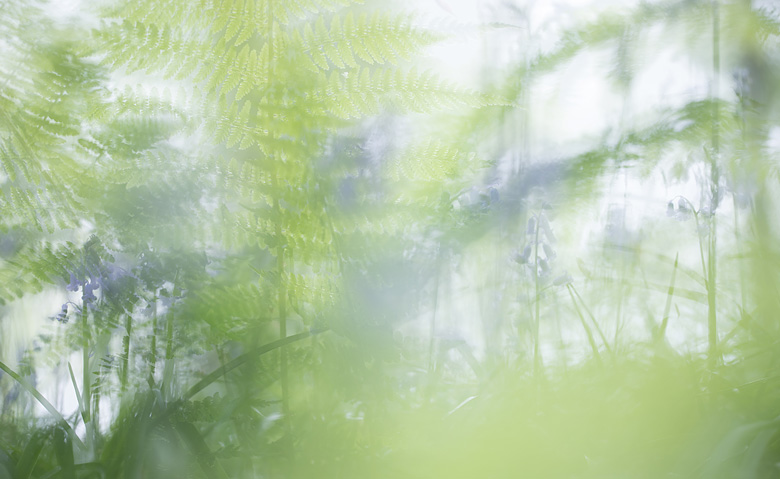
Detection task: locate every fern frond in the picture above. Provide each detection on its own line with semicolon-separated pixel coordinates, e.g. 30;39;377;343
290;12;438;72
315;68;500;119
95;20;211;80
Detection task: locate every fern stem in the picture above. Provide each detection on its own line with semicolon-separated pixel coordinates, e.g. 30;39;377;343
707;0;721;368
277;239;289;418
266;0;291;443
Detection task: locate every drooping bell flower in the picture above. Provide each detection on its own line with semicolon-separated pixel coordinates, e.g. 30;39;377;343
82;278;100;304
66;273;80;292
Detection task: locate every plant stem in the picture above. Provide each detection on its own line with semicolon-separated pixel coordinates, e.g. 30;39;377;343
121;315;131;392
428;248;442;375
659;253;679;341
276;238;289;420
571;285;612;354
163;303;175;399
266;0;291;441
533;213;541;376
163;271;179;401
80;305;94;454
566;285;602;366
708;0;721;368
149;292;158;384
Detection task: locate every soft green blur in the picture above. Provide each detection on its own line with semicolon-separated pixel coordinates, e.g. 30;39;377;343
1;0;780;478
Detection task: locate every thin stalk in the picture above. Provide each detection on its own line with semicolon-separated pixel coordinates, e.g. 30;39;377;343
276;238;289;421
428;249;442;375
80;305;94;455
672;197;713;352
566;285;602;365
570;285;612;355
266;0;290;439
163;305;175;399
149;292;158;385
163;270;179;401
120;315;131;392
614;281;623;351
708;0;721;367
707;223;718;365
733;198;746;309
533;213;541;376
164;308;174;362
658;253;679;341
269;150;289;427
81;308;90;423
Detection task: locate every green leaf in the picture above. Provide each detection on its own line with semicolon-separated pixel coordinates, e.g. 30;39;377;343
53;426;75;479
15;428;52;479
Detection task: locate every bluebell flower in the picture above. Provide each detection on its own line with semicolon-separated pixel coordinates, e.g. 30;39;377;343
526;217;536;235
66;273;80;292
52;303;69;323
488;187;499;204
539;258;550;273
515;245;532;264
82;278;99;303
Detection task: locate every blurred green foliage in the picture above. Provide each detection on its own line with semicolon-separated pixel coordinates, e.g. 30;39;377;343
1;0;780;477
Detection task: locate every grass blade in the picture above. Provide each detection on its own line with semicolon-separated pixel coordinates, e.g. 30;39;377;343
53;426;75;479
567;285;602;364
570;284;612;354
174;421;230;479
658;252;679;341
67;362;86;426
0;445;15;479
15;428;51;479
183;329;326;401
0;360;85;450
